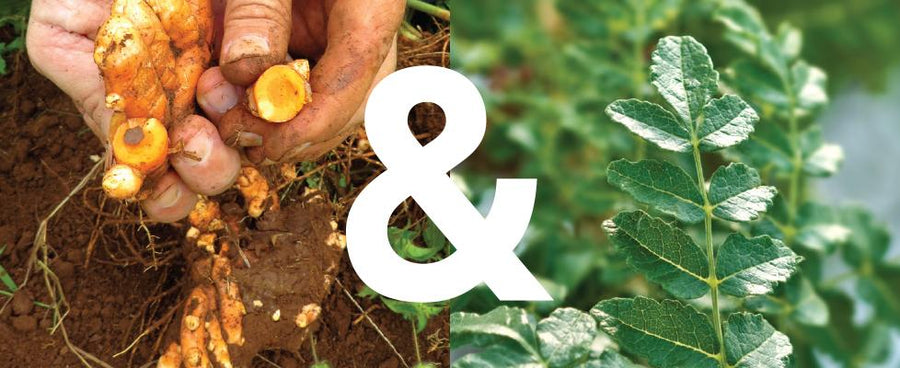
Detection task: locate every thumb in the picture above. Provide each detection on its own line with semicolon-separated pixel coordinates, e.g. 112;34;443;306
219;0;292;86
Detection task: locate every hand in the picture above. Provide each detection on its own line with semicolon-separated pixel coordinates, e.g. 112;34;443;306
195;0;403;164
27;0;403;222
26;0;241;222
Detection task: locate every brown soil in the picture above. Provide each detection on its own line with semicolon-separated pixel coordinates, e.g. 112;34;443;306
0;23;450;368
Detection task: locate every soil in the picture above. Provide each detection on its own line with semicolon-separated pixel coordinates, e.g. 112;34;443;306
0;23;450;368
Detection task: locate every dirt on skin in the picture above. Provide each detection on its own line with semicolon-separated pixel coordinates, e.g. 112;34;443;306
0;24;450;368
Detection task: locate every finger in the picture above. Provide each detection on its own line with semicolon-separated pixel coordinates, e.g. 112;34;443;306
217;103;273;148
169;115;242;195
142;171;199;223
26;1;113;140
196;67;243;123
219;0;292;86
264;0;404;161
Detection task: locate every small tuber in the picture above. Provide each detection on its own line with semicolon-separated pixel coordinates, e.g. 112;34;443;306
247;59;313;123
236;167;271;218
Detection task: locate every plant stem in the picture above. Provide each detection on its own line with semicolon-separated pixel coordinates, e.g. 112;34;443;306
406;0;450;21
310;331;320;363
411;320;422;365
692;141;727;367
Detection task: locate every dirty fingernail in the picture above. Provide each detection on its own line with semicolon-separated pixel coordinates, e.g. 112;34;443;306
223;35;270;64
182;130;215;166
236;132;263;147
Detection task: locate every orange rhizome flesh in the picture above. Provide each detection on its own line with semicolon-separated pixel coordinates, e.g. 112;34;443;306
248;59;312;123
112;117;169;173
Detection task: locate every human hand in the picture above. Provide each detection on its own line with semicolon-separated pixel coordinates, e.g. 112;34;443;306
26;0;241;222
195;0;403;164
27;0;403;222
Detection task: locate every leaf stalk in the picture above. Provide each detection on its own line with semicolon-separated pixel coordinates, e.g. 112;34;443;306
692;139;728;367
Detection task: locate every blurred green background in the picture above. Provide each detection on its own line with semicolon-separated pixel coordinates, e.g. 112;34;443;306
449;0;900;366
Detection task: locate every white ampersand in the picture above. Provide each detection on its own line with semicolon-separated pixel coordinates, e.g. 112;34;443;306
346;66;551;303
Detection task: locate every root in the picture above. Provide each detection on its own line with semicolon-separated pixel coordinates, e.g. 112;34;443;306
212;253;246;345
180;287;211;368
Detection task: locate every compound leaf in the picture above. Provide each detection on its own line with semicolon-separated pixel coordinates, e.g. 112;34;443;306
709;163;776;222
606;99;692;152
536;308;597;367
717;234;801;297
607;159;705;223
698;95;758;151
723;313;793;367
603;211;710;299
650;36;719;125
591;297;720;368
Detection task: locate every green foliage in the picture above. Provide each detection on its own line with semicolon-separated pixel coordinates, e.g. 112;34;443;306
358;285;445;333
451;1;899;367
0;245;18;293
602;210;709;299
607;160;704;223
451;306;633;367
597;34;796;367
0;0;28;76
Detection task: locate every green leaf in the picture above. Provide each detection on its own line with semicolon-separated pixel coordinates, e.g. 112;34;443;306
715;0;788;78
536;308;596;367
801;127;843;177
709;163;777;222
794;203;850;253
723;313;792;367
389;227;442;262
775;23;802;62
791;61;828;117
603;211;710;299
381;299;444;333
422;219;447;251
723;59;790;119
450;306;539;357
746;275;829;326
698;95;758;151
583;350;635;368
607;159;705;223
591;297;720;368
650;36;719;125
840;206;890;267
717;234;801;297
0;245;16;292
733;123;794;174
605;99;692;152
453;347;543;368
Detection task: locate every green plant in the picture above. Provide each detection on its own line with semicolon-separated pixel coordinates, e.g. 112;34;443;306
0;1;27;76
0;245;18;294
451;0;900;367
714;1;900;365
451;306;632;367
594;34;797;367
